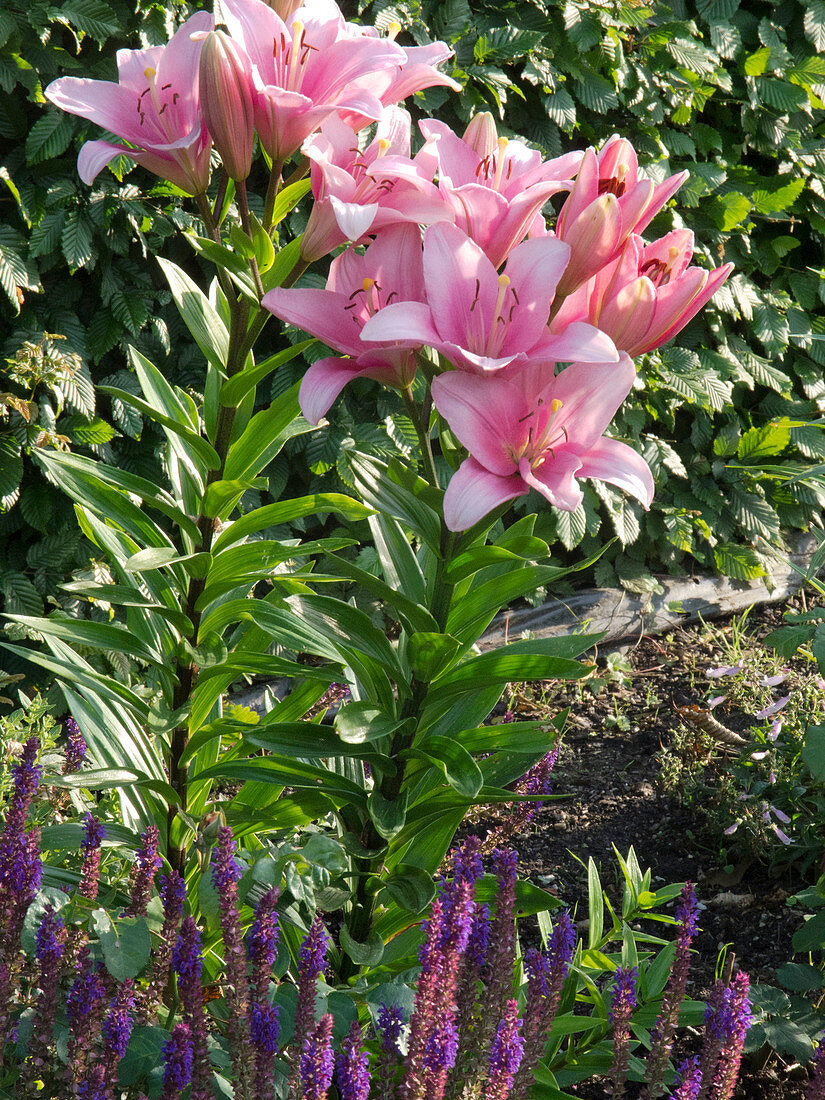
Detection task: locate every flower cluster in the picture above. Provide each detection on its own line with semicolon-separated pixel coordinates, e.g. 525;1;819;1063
44;0;730;538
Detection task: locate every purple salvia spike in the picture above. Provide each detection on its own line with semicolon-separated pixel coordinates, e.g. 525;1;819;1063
642;883;700;1099
101;978;136;1060
375;1004;405;1100
78;813;106;901
608;966;638;1100
126;825;161;917
0;737;42;949
172;916;212;1099
708;972;751;1100
139;871;185;1023
62;717;87;774
250;1001;280;1099
670;1056;702;1099
76;1062;108;1099
405;838;481;1100
248;886;280;1003
248;887;281;1100
211;826;251;1095
336;1021;371;1100
487;749;559;849
488;999;525;1100
66;946;109;1092
483;849;518;1031
300;1013;335;1100
19;904;66;1091
295;915;330;1049
162;1022;194;1098
512;911;575;1100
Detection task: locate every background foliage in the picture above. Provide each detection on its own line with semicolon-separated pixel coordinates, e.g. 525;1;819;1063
2;0;825;632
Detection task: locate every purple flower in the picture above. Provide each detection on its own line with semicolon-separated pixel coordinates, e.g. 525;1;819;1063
211;825;243;892
706;660;744;678
761;671;789;687
300;1014;335;1100
768;719;783;741
377;1003;405;1052
248;888;281;985
467;902;490;970
250;1001;280;1053
488;1000;524;1100
173;917;212;1099
699;972;751;1100
78;813;106;901
609;967;637;1099
63;717;87;773
771;823;792;845
66;956;107;1027
102;979;136;1060
295;914;330;1045
423;1019;459;1072
127;825;162;917
76;1064;108;1099
756;696;790;720
35;903;65;962
671;1056;702;1099
162;1022;194;1096
643;883;699;1098
336;1021;371;1100
211;826;251;1092
0;737;42;916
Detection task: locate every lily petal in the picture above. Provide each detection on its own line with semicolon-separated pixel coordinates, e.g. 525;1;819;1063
443;457;526;531
577;437;654;508
299;356;367;424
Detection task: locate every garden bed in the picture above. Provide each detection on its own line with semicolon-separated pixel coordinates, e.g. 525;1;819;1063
497;594;821;1099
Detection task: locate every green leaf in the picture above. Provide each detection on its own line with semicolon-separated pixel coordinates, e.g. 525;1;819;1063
763;624;815;657
776;962;825;992
100;385;220;473
368;789;408;840
428;637;594;701
3;614;165;667
223;382;310;481
212;493;373;553
713;192;752;232
347;452;441;551
219;340;313;408
91;910;152;981
339;925;384;967
194;757;367;806
713;544;767;580
587;858;604;948
156;257;229;372
737;422;791;458
379;865;435;912
2;571;43;615
756;77;809;113
408;632;461;682
334;703;409;744
25;109;74;165
803;724;825;783
270;177;312;224
793;909;825;953
412;734;483;798
62;209;93;269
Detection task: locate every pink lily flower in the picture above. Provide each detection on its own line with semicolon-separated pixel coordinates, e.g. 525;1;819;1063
360;222;618;375
262;224;426;423
220;0;407;164
553;229;732;356
555;140;688;296
44;12;213;194
431;355;654;531
336;26;461;130
413;116;582;267
299;108;447;262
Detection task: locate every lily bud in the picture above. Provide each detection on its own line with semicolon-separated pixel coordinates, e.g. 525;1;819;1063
198;30;255;181
462;112;498;159
264;0;304;18
556;192;622;297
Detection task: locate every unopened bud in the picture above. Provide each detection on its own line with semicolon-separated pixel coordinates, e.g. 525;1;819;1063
199;30;255;181
462;112;498;160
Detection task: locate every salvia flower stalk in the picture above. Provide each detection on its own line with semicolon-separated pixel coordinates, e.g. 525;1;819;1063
642;882;701;1098
211;826;251;1093
609;967;638;1100
78;813;106;901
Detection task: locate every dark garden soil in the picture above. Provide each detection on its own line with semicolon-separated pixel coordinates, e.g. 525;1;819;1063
481;594;819;1099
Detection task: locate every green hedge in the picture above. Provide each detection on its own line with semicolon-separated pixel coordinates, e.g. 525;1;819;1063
1;0;824;623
